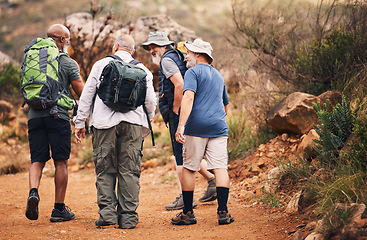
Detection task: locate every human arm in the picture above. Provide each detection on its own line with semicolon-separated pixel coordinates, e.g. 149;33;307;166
170;72;184;114
175;90;195;144
223;84;229;115
71;79;84;97
73;60;101;142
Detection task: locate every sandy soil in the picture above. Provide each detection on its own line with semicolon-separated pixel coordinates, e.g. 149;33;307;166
0;164;304;240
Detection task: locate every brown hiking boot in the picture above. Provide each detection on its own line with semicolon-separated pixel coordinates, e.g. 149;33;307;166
218;211;234;225
171;211;197;225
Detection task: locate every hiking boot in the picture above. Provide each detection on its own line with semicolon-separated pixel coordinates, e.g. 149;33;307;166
171;211;197;225
199;186;217;202
50;206;75;222
25;191;40;220
95;219;116;227
218;211;235;225
165;194;197;211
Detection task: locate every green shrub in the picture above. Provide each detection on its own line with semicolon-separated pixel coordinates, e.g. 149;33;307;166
342;100;367;172
296;29;367;95
312;97;355;167
0;63;21;98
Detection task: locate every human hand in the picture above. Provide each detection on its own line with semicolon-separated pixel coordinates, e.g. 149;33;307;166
75;128;86;143
175;126;185;144
172;106;180;115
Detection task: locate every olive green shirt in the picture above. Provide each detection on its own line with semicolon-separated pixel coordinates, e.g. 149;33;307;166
28;53;81;121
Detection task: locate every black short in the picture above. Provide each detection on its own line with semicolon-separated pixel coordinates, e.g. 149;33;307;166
28;117;71;163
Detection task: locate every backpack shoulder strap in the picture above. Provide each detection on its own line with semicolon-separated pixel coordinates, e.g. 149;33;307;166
129;59;142;65
106;55;143;66
106;54;123;61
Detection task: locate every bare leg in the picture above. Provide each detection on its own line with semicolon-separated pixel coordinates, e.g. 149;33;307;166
26;162;45;220
212;168;230;188
198;159;214;180
198;160;217;203
29;162;46;189
53;159;68;203
181;167;196;191
176;165;183;192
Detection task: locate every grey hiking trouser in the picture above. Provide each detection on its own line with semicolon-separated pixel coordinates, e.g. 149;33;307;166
91;121;142;229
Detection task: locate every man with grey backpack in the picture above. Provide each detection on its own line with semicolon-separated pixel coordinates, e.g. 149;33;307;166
23;24;84;222
74;35;156;229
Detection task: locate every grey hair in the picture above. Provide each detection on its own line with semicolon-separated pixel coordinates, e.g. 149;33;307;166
115;35;135;52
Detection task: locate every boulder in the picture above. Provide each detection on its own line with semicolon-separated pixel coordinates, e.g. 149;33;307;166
304;232;324;240
286;191;302;214
267;92;320;135
264;167;282;193
297;129;320;160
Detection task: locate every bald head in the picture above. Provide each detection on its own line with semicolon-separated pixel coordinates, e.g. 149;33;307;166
47;24;70;38
113;35;135;55
47;24;70;52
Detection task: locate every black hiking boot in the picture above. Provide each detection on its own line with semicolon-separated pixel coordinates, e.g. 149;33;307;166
25;191;40;220
50;206;75;222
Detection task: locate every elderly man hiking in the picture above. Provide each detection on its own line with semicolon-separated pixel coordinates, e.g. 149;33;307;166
74;35;156;229
142;32;217;211
171;39;234;225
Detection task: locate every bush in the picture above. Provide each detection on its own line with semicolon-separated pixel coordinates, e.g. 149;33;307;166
296;29;367;95
312;97;355;167
0;63;21;98
342;99;367;171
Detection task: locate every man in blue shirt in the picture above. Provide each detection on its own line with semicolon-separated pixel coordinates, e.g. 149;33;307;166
143;32;217;211
171;39;234;226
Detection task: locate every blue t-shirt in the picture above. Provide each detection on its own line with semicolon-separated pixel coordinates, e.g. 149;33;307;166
183;64;229;137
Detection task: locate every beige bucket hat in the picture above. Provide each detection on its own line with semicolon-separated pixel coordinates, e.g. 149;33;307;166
184;39;213;63
142;31;174;50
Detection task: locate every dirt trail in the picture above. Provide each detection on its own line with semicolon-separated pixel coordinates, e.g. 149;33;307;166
0;164;301;239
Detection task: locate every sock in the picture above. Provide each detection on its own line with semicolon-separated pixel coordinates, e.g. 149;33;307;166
182;191;194;214
216;187;229;213
29;188;38;195
208;176;216;187
54;203;65;211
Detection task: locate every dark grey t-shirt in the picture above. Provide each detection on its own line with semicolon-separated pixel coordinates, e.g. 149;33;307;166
161;57;180;79
28;53;81;121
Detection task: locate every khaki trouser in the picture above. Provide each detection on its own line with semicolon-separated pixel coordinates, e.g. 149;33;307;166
91;121;142;229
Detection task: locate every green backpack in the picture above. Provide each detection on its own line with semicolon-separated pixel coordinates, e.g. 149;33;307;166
21;38;74;115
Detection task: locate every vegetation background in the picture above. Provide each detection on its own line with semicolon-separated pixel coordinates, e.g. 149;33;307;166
1;0;367;237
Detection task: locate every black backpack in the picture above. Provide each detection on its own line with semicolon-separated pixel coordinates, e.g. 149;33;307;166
97;55;154;145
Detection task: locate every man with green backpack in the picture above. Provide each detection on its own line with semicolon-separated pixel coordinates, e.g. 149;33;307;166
23;24;84;222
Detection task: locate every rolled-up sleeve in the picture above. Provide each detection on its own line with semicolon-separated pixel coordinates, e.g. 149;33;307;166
73;61;100;129
140;64;157;120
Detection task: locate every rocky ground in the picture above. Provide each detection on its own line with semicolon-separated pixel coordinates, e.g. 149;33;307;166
0;159;309;240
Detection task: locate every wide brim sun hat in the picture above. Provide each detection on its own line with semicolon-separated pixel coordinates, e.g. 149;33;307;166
142;31;174;50
184;39;213;64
